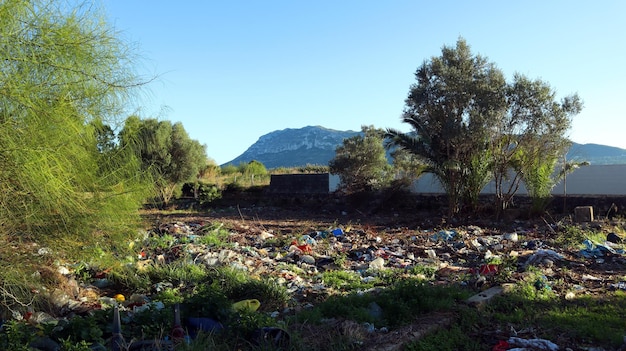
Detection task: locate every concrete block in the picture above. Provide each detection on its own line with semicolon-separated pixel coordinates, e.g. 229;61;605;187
574;206;594;222
465;284;514;309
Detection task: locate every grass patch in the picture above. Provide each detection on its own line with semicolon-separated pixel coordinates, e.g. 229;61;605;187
295;279;470;328
322;270;375;291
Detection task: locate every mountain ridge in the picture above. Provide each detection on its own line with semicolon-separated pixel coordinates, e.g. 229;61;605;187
223;126;626;168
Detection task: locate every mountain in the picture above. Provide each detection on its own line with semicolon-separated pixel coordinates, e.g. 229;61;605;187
223;126;626;168
567;143;626;165
223;126;361;168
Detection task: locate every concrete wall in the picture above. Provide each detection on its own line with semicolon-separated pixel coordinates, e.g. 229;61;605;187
410;164;626;195
269;173;330;194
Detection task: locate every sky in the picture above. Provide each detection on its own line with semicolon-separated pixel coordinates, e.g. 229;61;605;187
103;1;626;165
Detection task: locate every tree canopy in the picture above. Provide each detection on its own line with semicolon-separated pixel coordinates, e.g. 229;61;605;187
387;38;582;216
119;116;208;206
329;126;392;193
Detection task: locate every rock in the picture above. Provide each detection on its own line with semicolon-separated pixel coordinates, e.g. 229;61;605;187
50;289;70;309
369;257;385;270
29;336;60;351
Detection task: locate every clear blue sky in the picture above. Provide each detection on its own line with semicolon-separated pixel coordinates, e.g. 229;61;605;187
103;1;626;165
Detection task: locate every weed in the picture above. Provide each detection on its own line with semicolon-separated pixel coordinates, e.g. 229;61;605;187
322;270;374;291
59;338;92;351
153;287;184;305
407;264;437;278
0;320;33;351
405;325;485;351
332;252;348;267
107;264;152;292
553;225;592;248
198;223;231;247
147;261;208;286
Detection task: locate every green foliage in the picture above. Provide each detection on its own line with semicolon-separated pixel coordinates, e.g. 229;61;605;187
58;338;92;351
554;224;590;248
0;320;33;351
198;222;231;247
52;313;106;345
196;182;222;205
207;267;289;312
390;148;426;188
0;1;152;319
322;270;375;291
119;117;208;206
220;164;239;175
386;38;507;215
0;0;149;252
298;279;469;328
485;288;626;349
242;160;268;176
404;325;484;351
297;164;330;173
329;126;393;193
387;38;582;216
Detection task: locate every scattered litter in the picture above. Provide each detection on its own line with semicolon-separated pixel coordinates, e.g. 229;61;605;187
580;239;624;258
507;336;559;350
430;230;457;242
524;249;563;268
610;282;626;290
233;299;261;312
607;232;622;243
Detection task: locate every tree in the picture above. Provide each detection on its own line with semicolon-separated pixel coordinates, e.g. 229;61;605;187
386;38;507;215
492;74;582;214
119;117;208;206
0;0;149;245
329;126;392;193
388;38;582;217
238;160;267;186
389;147;426;189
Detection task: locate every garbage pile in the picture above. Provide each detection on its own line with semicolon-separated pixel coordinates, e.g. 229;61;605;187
13;212;626;349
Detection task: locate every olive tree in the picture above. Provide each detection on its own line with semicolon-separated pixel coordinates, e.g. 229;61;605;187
329;126;393;193
119;116;208;206
386;38;507;215
491;74;582;213
388;38;582;216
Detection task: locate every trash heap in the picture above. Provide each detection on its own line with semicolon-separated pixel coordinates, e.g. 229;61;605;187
10;213;626;350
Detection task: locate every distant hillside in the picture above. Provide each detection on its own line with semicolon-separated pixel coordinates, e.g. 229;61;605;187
223;126;361;169
223;126;626;168
568;143;626;165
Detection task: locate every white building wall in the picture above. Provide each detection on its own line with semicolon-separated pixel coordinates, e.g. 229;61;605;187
402;164;626;195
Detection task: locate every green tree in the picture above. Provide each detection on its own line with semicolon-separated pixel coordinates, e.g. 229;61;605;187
389;147;426;189
243;160;268;176
119;117;208;206
329;126;392;193
492;74;582;214
0;0;148;244
386;38;507;215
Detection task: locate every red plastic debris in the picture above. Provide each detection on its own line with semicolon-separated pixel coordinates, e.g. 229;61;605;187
493;340;509;351
471;264;499;275
290;240;312;253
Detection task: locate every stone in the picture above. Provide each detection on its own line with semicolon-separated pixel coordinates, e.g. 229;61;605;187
369;257;385;270
574;206;594;222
